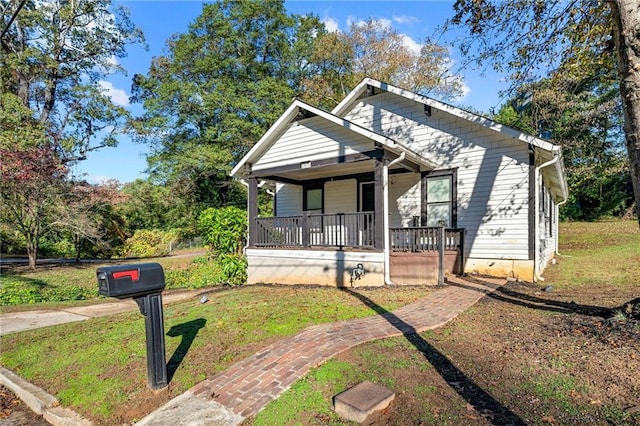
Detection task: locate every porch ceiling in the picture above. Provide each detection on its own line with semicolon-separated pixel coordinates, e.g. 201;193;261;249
259;159;411;183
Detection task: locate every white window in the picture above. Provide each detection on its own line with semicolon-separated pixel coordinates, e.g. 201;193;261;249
426;175;453;227
304;186;323;214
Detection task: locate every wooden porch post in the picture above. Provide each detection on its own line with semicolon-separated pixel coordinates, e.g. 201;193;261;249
248;176;258;248
438;226;445;285
301;212;310;248
374;155;385;250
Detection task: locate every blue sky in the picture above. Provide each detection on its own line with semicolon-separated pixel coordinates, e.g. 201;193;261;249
75;0;509;184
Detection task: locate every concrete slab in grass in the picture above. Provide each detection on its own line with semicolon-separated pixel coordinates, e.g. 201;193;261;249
333;381;395;423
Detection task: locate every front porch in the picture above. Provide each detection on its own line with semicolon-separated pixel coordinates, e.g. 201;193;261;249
247;212;465;286
234;99;464;286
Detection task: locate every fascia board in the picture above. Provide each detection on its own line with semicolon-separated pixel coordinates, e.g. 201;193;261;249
230;100;305;177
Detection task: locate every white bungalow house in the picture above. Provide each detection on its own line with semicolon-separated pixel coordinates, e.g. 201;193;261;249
230;78;568;286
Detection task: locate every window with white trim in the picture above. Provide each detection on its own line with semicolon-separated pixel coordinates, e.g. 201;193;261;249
422;170;456;227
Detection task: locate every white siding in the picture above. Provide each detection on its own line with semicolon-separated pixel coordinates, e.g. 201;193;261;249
275;183;301;216
254;116;374;172
325;179;357;213
344;92;532;260
389;172;421;227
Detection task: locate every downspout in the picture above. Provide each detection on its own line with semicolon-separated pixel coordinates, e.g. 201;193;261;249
384;152;405;285
533;154;560;282
555;198;567;256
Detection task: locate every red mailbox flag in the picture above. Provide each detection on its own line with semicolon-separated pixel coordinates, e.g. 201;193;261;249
112;269;139;281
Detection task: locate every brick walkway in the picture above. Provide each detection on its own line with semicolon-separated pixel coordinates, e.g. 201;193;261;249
190;276;502;419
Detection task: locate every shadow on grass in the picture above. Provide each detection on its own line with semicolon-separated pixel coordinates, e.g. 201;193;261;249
451;277;615;318
166;318;207;382
340;287;525;426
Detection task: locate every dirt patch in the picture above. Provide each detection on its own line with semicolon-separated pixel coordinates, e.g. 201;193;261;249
320;279;640;425
0;386;49;426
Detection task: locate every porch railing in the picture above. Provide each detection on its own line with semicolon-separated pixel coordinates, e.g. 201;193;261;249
253;214;464;254
254;212;375;249
389;227;465;252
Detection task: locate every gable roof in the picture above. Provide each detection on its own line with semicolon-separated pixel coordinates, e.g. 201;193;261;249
230;98;437;178
332;78;568;202
333;78;560;154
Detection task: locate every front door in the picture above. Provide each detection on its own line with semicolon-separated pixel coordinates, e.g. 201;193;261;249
360;182;375;245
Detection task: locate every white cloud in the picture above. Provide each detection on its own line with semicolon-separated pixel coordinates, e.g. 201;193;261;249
98;80;130;107
393;15;419;25
459;82;471;100
85;174;114;184
106;55;119;68
400;34;422;55
322;17;340;33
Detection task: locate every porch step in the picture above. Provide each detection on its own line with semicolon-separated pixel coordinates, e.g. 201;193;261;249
333;381;395;423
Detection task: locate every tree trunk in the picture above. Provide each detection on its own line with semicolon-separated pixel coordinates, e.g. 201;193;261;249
610;0;640;228
75;234;81;263
27;244;37;270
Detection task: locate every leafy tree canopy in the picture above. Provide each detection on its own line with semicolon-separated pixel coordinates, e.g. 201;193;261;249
300;18;463;109
446;0;640;223
1;0;143;162
132;0;463;223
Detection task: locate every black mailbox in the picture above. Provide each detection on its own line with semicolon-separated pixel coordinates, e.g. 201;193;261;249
97;263;165;299
96;262;168;389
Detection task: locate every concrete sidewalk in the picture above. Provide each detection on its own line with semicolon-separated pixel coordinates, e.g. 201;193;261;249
0;289;204;336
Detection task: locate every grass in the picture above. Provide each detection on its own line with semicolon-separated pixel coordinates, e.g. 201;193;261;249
544;220;640;290
0;254;211;312
250;220;640;425
0;284;432;424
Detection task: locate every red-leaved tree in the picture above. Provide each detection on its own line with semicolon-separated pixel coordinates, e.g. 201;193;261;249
0;147;67;269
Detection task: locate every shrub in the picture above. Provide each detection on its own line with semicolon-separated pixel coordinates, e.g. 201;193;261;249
198;207;247;255
217;253;247;285
0;281;44;305
197;207;248;285
165;257;222;289
122;229;177;258
0;277;95;306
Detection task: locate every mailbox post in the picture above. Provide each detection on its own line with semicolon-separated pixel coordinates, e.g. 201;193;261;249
96;263;168;389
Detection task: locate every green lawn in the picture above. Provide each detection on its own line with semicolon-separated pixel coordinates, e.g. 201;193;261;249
249;220;640;425
0;284;431;424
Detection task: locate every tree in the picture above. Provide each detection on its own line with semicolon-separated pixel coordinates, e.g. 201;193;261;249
1;0;143;264
446;0;640;225
300;18;463;109
131;0;324;216
1;0;143;162
494;75;632;220
0;147;66;269
51;180;126;262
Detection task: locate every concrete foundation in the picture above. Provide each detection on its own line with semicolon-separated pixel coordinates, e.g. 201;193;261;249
246;249;385;287
464;258;535;281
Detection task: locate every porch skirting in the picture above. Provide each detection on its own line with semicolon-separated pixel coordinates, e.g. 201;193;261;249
389;251;459;285
246;249;384;287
